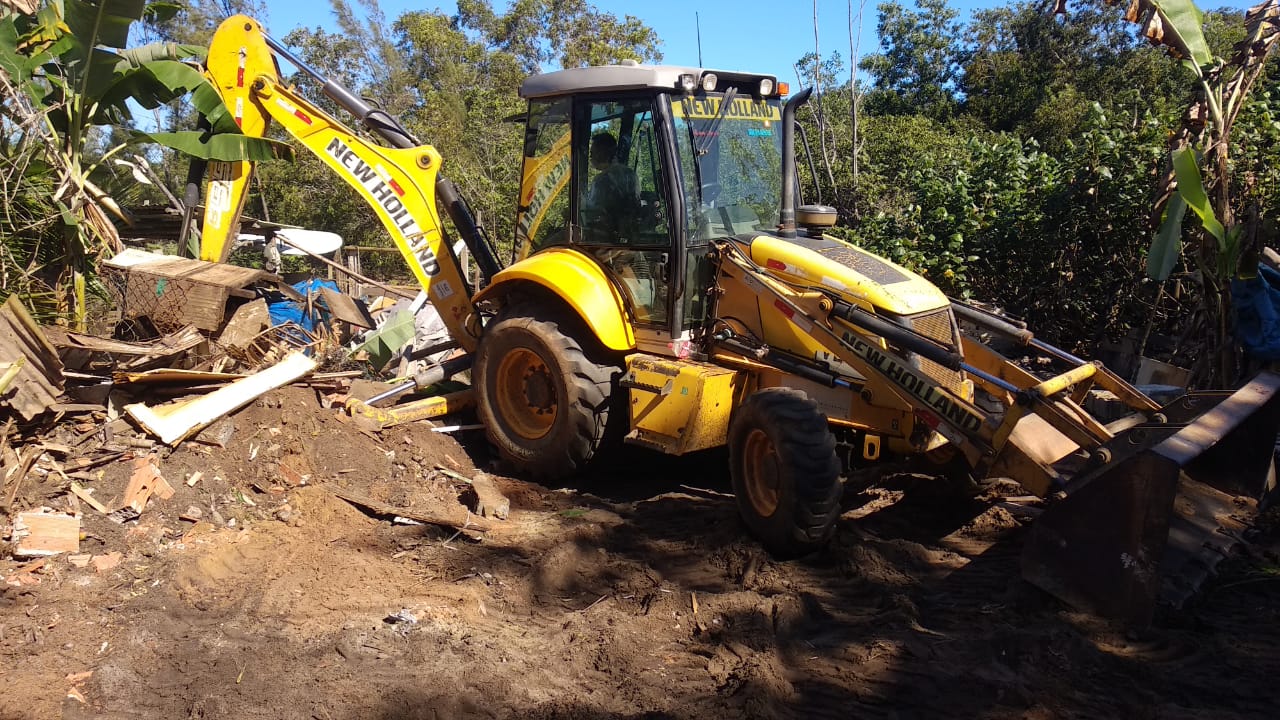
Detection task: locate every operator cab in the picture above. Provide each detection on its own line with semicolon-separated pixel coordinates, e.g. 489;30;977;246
516;63;787;353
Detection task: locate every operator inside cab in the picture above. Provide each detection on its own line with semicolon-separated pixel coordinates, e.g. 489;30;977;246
582;131;639;242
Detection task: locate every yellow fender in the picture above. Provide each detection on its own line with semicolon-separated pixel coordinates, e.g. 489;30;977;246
473;248;635;351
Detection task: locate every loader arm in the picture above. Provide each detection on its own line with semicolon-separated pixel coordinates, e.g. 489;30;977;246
715;237;1280;624
199;15;486;352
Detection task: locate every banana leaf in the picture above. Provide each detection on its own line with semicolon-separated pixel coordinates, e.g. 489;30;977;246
1152;0;1212;67
1148;191;1188;281
1171;146;1226;246
61;0;146;49
137;130;294;162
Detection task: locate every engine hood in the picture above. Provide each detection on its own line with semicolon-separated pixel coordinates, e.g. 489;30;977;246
746;234;949;316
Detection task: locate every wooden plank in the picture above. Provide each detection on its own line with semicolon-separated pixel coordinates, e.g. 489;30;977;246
216;299;270;350
13;510;80;557
125;352;317;444
3;446;40;510
113;369;245;385
69;482;110;514
319;287;375;328
48;403;107;414
104;249;268;288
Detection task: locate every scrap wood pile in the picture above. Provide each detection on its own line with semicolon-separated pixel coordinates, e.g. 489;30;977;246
1;249;504;590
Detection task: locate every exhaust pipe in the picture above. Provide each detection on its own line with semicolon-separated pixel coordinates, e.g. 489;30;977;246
778;87;813;239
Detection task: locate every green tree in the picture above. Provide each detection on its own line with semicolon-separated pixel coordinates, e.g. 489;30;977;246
962;0;1184;143
456;0;661;71
859;0;963;120
795;50;845;198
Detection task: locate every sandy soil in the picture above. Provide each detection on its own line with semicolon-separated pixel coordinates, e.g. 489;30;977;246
2;385;1278;719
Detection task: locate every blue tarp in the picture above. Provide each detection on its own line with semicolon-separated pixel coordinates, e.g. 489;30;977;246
1232;265;1280;361
267;278;341;333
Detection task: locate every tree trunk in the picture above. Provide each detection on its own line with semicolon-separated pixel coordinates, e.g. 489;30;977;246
813;1;836;195
848;0;865;220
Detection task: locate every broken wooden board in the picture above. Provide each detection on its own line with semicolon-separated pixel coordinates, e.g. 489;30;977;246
121;455;173;513
113;368;245;386
0;295;64;420
3;445;41;510
318;287;375;329
216;298;270;350
44;324;204;370
125;351;317;444
13;510;80;557
103;248;272;332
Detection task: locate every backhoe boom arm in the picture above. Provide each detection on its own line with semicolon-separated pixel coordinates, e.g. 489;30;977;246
200;15;485;351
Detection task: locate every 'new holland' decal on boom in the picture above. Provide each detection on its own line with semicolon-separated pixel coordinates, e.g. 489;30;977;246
325;138;439;277
842;331;983;435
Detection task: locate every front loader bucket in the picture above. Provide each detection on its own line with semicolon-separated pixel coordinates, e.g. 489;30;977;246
1020;371;1280;626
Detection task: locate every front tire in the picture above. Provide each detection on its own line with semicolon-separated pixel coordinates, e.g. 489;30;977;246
729;388;842;556
474;305;619;479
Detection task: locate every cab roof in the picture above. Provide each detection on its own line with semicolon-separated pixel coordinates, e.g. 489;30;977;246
519;63;778;99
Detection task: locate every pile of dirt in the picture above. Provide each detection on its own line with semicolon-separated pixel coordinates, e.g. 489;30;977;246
2;386;1279;719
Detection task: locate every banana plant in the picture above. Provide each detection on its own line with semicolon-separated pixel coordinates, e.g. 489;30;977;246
0;0;284;325
1060;0;1280;383
1135;0;1280;284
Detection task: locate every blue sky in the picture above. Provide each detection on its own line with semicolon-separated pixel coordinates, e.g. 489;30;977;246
262;0;1263;81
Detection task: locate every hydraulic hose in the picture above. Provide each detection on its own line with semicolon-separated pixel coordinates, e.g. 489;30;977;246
832;301;965;371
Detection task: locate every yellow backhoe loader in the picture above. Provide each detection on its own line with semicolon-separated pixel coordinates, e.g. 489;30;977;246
196;15;1280;625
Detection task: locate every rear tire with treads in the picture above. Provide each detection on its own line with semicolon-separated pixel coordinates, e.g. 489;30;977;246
729;388;842;557
475;305;619;479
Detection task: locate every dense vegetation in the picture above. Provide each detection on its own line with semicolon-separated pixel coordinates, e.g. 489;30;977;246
800;0;1280;378
3;0;1279;382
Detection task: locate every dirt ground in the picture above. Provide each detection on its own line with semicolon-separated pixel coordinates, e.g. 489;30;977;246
2;385;1278;719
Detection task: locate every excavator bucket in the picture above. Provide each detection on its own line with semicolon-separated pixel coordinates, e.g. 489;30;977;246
1020;371;1280;626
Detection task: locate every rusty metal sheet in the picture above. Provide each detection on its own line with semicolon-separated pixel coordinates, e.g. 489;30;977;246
318;287;375;328
0;295;64;420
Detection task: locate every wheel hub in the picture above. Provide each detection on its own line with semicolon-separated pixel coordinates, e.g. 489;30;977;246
495;347;558;440
742;428;781;518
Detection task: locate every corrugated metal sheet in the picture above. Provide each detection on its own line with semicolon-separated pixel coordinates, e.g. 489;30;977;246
0;295;64;420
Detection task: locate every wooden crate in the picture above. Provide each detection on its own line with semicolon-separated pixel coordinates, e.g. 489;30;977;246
104;249;271;332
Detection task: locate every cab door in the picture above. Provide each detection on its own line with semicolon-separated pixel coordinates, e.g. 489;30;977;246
572;95;677;329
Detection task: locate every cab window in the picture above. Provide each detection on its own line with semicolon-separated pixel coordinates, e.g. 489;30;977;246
576;97;673;326
515;97;573;258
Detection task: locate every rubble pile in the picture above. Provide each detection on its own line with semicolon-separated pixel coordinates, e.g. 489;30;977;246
1;250;495;592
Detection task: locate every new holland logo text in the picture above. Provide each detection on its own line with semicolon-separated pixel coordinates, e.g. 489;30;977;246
842;331;982;434
325;138;438;277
